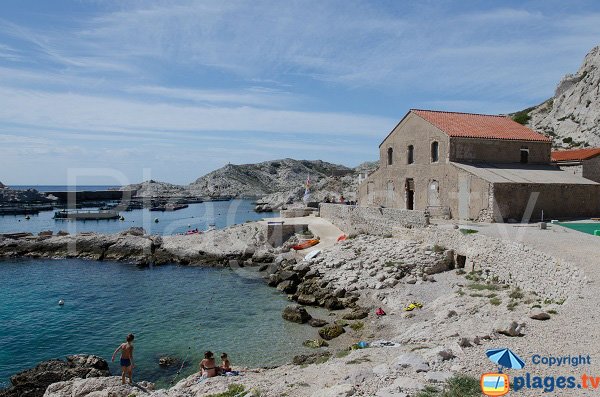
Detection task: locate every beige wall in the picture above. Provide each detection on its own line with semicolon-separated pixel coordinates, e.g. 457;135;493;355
358;113;493;220
449;137;551;164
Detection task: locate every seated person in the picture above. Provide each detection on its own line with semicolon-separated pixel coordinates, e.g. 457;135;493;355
220;353;232;373
199;351;218;378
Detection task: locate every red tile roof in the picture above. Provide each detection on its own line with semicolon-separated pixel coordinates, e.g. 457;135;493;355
411;109;551;142
551;148;600;162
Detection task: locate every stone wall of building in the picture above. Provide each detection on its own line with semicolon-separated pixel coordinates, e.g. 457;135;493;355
319;203;429;236
492;183;600;221
583;156;600;183
393;227;585;300
449;137;551;164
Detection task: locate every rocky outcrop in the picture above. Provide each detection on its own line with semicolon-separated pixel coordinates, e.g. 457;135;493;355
514;45;600;147
118;180;187;198
121;159;378;208
44;376;154;397
0;186;52;204
0;224;269;266
0;355;109;397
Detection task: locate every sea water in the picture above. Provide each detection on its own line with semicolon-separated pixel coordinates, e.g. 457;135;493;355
0;259;319;389
0;199;277;236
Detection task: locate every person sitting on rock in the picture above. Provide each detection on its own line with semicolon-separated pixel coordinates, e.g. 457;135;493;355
199;351;218;378
111;333;135;385
220;353;232;373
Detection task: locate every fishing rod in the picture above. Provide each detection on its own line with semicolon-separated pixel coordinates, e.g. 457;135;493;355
169;346;192;386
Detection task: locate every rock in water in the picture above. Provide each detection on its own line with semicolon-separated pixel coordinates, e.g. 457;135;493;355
281;304;312;324
318;324;345;340
2;355;109;397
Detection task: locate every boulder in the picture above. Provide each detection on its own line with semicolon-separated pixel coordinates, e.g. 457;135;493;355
322;296;344;310
119;227;145;237
342;307;369;320
292;352;332;366
158;356;179;367
277;280;298;294
529;310;551;321
308;318;328;327
282;305;312;324
3;355;109;397
319;324;345;340
302;339;329;348
395;353;430;373
297;294;317;306
494;320;525;337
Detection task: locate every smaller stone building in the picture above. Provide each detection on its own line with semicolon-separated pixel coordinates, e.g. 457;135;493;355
551;148;600;183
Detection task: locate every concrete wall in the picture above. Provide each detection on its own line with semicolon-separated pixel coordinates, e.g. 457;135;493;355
449;137;551;164
265;223;308;247
319;203;429;236
583;156;600;183
493;183;600;221
558;164;583;178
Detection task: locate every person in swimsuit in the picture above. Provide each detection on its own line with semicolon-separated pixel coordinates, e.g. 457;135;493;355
199;351;217;378
111;333;135;384
220;353;232;373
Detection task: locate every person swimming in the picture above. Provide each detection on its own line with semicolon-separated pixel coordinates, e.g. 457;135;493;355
111;334;135;385
199;351;217;378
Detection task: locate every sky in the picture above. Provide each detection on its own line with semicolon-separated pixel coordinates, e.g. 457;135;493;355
1;0;599;185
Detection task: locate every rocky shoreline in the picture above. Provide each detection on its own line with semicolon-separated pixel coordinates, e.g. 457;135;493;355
1;219;592;396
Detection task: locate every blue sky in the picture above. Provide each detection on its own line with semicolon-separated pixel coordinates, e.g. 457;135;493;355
1;0;599;185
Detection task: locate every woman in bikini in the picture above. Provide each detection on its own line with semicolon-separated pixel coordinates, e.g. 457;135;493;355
199;351;218;378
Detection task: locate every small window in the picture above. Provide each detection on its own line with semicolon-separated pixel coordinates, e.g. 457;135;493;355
431;141;439;163
387;147;393;165
407;145;414;164
520;148;529;164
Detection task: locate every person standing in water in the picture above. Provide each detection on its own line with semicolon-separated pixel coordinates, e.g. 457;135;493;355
111;334;135;384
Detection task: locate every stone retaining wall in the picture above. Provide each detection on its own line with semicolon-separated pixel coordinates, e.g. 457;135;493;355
319;204;429;236
393;227;586;300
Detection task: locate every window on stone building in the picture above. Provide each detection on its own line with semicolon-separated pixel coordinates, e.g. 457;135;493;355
431;141;439;163
407;145;414;164
387;147;393;165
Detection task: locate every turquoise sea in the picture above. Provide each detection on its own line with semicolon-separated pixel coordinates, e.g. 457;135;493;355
0;259;319;389
0;198;317;389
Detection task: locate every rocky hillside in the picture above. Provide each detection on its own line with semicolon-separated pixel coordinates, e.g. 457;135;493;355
187;159;354;198
119;179;188;198
512;45;600;148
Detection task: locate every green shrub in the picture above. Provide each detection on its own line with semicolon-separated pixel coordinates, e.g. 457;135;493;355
416;374;481;397
490;297;502;306
468;283;499;291
509;287;524;300
206;384;248;397
349;321;364;331
512;110;531;125
459;228;478;235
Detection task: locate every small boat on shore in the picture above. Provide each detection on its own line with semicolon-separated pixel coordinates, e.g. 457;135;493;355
292;239;320;250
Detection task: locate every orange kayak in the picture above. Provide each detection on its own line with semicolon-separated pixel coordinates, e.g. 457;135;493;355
292;239;320;250
337;234;347;242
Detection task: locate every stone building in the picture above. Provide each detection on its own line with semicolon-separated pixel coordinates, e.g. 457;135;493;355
551;148;600;183
358;109;600;222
